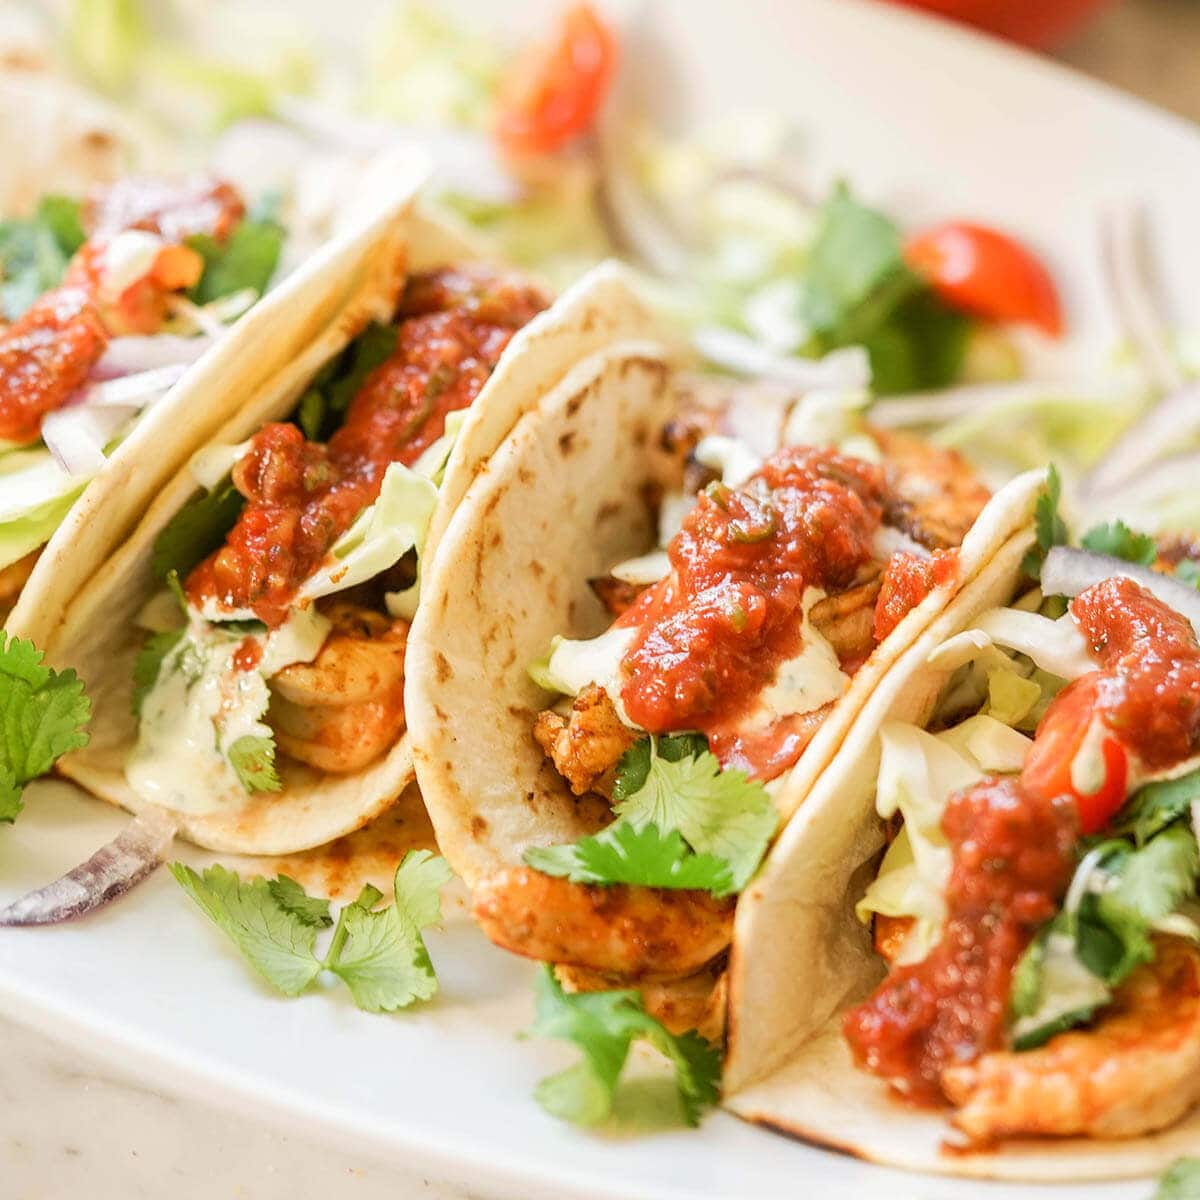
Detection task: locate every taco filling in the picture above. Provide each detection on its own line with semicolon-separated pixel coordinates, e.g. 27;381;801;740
0;175;282;618
472;381;990;1013
847;555;1200;1142
129;265;547;813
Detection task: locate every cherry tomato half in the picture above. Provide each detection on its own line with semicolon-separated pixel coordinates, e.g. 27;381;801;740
1021;673;1129;834
494;4;618;158
905;221;1063;337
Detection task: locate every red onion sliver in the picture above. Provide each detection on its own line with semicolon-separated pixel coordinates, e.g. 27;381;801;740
42;403;139;476
94;334;211;379
0;810;177;926
1041;545;1200;637
83;364;188;407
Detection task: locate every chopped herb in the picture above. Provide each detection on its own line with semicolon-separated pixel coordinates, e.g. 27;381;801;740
186;217;283;305
227;733;282;794
1022;464;1068;579
131;628;183;716
0;195;87;319
1080;520;1157;566
172;851;452;1011
0;635;91;823
151;480;245;584
528;964;720;1127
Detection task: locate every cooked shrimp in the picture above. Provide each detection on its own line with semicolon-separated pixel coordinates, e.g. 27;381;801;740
0;549;39;622
472;867;734;980
533;684;637;797
557;962;728;1041
871;427;990;550
269;601;408;774
943;937;1200;1142
810;571;882;662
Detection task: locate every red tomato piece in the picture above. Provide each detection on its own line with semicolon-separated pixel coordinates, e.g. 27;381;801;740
494;4;618;158
905;221;1063;337
1021;673;1129;834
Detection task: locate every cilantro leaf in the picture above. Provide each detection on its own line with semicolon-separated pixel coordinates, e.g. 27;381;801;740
170;863;324;995
293;322;398;442
0;196;86;319
227;734;282;794
612;738;777;892
802;183;922;346
131;628;183;716
1155;1158;1200;1200
529;965;720;1127
186;218;284;305
799;184;968;394
1080;520;1157;566
1022;464;1068;579
612;733;709;801
1111;768;1200;846
526;822;735;896
173;854;453;1011
0;635;91;823
1094;826;1200;985
267;874;332;928
152;480;245;584
325;851;453;1012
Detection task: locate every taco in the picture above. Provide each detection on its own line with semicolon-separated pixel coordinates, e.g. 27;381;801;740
724;483;1200;1180
0;154;421;647
38;206;664;857
406;347;1040;1035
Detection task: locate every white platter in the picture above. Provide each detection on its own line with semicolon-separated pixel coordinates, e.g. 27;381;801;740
4;1;1199;1196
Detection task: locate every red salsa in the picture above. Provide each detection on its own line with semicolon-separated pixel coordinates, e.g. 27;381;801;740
845;576;1200;1102
873;547;959;642
0;176;243;443
616;447;885;777
186;267;548;627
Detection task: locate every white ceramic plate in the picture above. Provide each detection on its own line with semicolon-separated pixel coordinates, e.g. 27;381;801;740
4;2;1199;1196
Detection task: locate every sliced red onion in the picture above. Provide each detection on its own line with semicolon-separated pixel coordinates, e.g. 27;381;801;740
0;810;177;926
81;363;188;406
1099;204;1182;394
94;334;212;379
1041;546;1200;636
1080;380;1200;498
693;327;871;390
41;402;139;476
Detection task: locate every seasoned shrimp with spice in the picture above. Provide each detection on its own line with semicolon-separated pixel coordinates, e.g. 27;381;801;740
472;867;734;981
944;938;1200;1142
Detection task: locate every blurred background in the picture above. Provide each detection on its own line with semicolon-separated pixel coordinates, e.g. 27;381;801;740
889;0;1200;123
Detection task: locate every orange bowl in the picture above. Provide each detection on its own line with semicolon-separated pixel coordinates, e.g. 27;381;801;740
882;0;1114;48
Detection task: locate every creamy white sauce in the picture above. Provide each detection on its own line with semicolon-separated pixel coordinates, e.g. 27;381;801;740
98;231;166;304
127;607;329;814
731;588;848;735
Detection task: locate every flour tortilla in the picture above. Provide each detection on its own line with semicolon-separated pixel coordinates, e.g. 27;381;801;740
44;205;660;855
406;331;1047;888
723;505;1200;1180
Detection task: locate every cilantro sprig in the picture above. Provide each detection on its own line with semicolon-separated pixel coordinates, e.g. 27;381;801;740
171;851;453;1011
528;965;720;1128
1021;463;1068;580
0;196;86;320
802;183;969;394
186;217;283;306
1080;519;1157;566
0;635;91;823
524;734;777;897
1011;799;1200;1049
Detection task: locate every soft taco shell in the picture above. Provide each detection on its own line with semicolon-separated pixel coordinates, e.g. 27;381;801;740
43;207;664;855
722;500;1200;1180
406;335;1046;889
7;151;429;651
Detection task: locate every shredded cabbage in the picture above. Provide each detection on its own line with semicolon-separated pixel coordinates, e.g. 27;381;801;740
300;461;437;603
